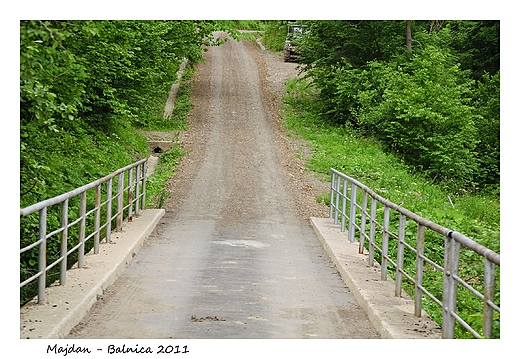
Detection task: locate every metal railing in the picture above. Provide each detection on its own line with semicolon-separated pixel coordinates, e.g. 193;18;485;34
329;168;500;339
20;159;147;304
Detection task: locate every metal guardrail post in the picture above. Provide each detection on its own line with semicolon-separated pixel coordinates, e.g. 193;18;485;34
329;172;335;219
78;191;87;268
381;206;390;281
116;172;124;231
395;213;406;297
135;165;141;216
442;232;461;338
341;178;348;232
141;161;147;211
415;224;425;317
94;185;101;254
106;178;113;242
38;208;47;304
483;258;496;337
348;184;358;242
358;190;368;253
368;197;376;267
60;199;69;285
128;167;134;221
334;175;341;226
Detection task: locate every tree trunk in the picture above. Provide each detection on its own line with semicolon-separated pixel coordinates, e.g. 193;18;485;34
406;20;412;60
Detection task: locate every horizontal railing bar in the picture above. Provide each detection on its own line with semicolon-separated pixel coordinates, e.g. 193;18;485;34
85;206;98;219
66;241;83;257
330;169;500;265
84;229;97;243
46;226;66;239
449;309;481;338
417;284;443;307
67;216;83;229
421;255;444;273
20;159;147;217
20;272;42;287
372;219;384;231
387;230;399;241
20;238;44;254
371;241;383;254
398;268;416;285
453;274;485;300
45;256;65;273
401;242;445;272
384;255;397;268
401;240;417;254
398;270;443;307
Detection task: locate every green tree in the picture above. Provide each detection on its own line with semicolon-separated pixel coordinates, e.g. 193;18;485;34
295;20;499;191
449;20;500;79
20;21;90;198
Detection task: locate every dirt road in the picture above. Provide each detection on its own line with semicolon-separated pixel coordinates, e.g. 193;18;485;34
68;33;380;339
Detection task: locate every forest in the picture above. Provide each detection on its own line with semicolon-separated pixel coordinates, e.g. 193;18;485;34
267;20;499;194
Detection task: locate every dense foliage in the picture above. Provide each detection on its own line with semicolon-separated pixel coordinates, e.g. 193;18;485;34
281;20;499;193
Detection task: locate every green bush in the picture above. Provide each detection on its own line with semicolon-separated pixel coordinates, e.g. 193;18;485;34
358;47;479;189
471;71;500;189
309;45;485;191
262;21;288;52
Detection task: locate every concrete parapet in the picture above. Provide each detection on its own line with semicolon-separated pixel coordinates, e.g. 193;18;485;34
20;209;165;339
310;217;442;339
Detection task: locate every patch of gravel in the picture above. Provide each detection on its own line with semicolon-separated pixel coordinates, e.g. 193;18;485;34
252;42;330;222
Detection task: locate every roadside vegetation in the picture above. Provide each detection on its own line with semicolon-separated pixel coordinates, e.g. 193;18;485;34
144;67;195;208
263;20;500;338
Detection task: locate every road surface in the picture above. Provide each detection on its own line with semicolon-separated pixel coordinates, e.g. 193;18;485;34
68;33;380;339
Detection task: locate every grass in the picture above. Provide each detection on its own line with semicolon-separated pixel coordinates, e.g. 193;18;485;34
134;65;195;132
146;146;184;208
282;77;500;338
144;64;195;208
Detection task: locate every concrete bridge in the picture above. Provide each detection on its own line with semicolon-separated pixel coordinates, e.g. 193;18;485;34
20;209;440;339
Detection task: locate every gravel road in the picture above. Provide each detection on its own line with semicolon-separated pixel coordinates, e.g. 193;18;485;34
67;33;380;339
